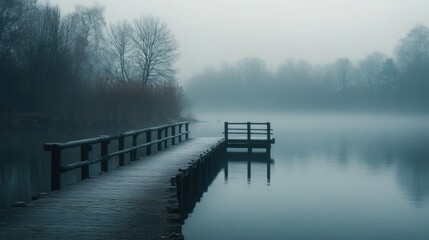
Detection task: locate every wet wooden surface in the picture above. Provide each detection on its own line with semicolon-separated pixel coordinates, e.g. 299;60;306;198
0;138;223;240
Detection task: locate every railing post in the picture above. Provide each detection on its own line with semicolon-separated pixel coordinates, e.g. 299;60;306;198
185;123;189;140
80;144;91;180
172;125;176;145
118;136;125;166
50;146;61;191
157;129;162;151
131;134;137;161
224;122;228;141
247;122;252;153
164;127;168;148
179;124;183;142
146;130;152;155
267;122;271;141
101;140;109;172
267;122;271;153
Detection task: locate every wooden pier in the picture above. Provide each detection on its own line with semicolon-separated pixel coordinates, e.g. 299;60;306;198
0;122;225;239
224;122;275;153
0;121;274;239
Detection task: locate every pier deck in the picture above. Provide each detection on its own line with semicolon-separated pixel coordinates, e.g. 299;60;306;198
0;137;223;240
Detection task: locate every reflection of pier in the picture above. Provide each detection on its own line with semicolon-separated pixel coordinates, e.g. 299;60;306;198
224;152;274;184
224;122;275;184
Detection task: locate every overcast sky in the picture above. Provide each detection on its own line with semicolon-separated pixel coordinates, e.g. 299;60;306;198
42;0;429;83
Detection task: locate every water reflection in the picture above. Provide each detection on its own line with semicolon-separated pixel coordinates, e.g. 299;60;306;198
224;152;274;185
395;140;429;207
278;117;429;207
184;113;429;240
190;113;429;207
0;130;53;209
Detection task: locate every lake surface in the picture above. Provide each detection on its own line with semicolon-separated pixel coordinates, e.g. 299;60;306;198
184;112;429;240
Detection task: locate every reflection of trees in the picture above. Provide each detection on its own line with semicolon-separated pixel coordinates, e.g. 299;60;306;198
0;131;47;209
395;141;429;207
276;123;429;206
338;130;429;206
337;139;349;167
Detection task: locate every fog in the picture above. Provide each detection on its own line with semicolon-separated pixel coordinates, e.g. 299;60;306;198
42;0;429;83
2;1;429;238
184;111;429;239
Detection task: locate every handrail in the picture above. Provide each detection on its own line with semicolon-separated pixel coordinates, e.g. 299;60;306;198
60;132;189;173
44;122;191;151
44;122;190;191
224;122;273;141
224;122;274;153
226;132;273;135
227;122;268;125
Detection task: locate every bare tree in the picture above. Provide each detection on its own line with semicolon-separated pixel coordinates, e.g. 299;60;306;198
131;16;179;84
26;4;63;105
357;52;387;91
277;58;312;84
103;20;132;81
379;58;398;88
237;57;267;83
0;0;35;65
69;4;105;81
396;24;429;69
335;58;353;93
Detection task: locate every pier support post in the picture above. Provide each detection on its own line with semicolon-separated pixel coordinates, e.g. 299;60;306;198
266;122;271;153
118;136;125;166
172;126;176;145
157;129;162;151
164;128;168;148
176;174;184;208
247;122;252;153
81;144;91;179
146;130;152;155
179;124;182;142
51;147;61;191
131;135;137;161
101;140;109;172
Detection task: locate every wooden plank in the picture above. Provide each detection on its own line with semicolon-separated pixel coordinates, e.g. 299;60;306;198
0;138;223;240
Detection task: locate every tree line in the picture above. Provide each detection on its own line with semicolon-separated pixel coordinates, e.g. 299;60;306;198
0;0;185;129
186;25;429;112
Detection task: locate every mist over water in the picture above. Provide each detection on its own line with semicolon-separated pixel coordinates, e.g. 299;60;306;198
2;1;429;239
184;111;429;240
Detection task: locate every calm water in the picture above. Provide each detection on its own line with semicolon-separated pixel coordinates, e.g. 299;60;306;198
184;112;429;240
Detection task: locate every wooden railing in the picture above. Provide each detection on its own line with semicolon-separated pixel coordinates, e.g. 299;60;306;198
44;122;190;191
224;122;274;152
